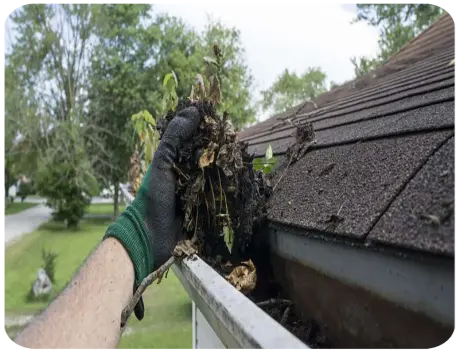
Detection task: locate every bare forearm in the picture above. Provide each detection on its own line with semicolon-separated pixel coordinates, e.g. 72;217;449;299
15;238;134;348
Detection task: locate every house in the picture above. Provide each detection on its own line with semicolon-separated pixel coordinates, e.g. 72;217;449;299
239;13;454;348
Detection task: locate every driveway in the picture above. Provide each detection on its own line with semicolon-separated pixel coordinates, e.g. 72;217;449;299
5;204;53;245
5;196;115;245
13;196;114;204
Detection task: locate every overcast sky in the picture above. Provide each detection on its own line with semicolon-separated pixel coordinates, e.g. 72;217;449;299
0;0;378;119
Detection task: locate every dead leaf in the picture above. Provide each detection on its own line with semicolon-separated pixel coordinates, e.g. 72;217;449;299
173;239;198;257
204;115;217;126
420;213;441;226
448;56;459;66
199;149;215;168
208;75;221;104
225;259;257;294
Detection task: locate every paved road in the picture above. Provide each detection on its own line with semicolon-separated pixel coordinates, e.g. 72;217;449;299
5;204;53;245
13;196;114;204
5;197;115;245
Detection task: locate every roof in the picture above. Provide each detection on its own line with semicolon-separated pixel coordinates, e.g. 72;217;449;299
241;14;455;256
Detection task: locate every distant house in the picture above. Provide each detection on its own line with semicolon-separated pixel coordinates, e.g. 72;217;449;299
240;14;454;348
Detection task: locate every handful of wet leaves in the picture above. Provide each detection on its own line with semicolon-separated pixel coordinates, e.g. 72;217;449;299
155;99;272;294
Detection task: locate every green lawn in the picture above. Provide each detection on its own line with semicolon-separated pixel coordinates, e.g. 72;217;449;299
5;202;37;215
85;202;125;215
5;204;192;348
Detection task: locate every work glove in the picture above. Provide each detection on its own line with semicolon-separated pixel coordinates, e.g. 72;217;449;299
104;106;200;320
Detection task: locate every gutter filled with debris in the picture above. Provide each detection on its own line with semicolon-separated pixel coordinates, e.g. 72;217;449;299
120;184;308;348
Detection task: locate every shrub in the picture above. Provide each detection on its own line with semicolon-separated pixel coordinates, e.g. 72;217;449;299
25;249;58;303
42;249;58;284
36;122;99;228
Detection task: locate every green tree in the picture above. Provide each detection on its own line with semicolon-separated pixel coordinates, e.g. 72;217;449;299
351;4;444;77
201;18;256;129
88;4;155;217
260;67;327;114
7;4;99;219
4;62;41;197
145;15;256;129
35;122;99;228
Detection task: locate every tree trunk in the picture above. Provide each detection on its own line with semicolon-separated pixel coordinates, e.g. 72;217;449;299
114;182;119;220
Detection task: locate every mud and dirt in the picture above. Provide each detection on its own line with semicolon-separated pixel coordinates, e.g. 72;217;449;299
157;99;328;348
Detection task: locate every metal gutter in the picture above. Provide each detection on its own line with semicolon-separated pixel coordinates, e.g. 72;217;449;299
269;226;454;326
119;184;308;349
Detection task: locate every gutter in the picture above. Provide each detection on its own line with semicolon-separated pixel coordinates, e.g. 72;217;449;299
119;184;308;349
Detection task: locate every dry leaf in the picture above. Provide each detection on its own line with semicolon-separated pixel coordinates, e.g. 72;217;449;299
173;240;198;257
225;259;257;294
208;75;221;104
199;142;219;168
199;149;215;168
420;213;441;226
448;56;459;66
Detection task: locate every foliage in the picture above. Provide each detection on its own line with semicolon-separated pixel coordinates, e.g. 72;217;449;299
8;4;95;122
163;71;179;112
35;123;99;228
253;144;278;174
131;110;160;168
260;68;327;114
201;18;256;129
87;4;153;216
41;249;58;284
351;4;444;77
147;15;256;129
350;56;380;78
7;5;100;216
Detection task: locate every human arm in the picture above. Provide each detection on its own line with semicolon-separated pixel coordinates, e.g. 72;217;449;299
15;237;134;348
13;106;200;348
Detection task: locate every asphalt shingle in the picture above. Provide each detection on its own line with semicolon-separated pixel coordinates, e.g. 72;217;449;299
241;14;455;255
367;137;454;255
267;131;453;239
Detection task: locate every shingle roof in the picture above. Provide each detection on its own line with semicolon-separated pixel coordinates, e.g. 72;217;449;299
241;14;455;256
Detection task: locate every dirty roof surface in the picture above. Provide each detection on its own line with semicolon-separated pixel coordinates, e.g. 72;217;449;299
240;14;455;256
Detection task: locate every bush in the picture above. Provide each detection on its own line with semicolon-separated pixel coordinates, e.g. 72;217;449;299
42;249;58;284
36;122;99;228
25;249;58;303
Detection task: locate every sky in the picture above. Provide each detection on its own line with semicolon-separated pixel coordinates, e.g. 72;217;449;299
0;0;378;119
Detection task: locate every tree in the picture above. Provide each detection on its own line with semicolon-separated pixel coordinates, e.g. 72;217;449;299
7;4;99;220
144;15;256;129
35;122;99;228
88;4;154;217
260;67;327;114
4;62;41;197
201;18;256;129
351;4;444;77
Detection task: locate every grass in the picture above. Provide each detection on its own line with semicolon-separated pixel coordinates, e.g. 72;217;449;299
85;202;126;216
5;203;192;348
5;202;37;215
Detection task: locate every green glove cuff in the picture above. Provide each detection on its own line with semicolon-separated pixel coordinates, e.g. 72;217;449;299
104;191;154;286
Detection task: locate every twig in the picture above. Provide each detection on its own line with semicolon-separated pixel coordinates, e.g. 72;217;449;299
337;200;346;216
256;298;292;307
173;164;190;180
280;305;292;325
217;168;223;214
121;256;177;327
273;154;294;191
120;237;198;328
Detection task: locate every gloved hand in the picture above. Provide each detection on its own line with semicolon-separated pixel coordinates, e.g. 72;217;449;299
104;106;200;320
